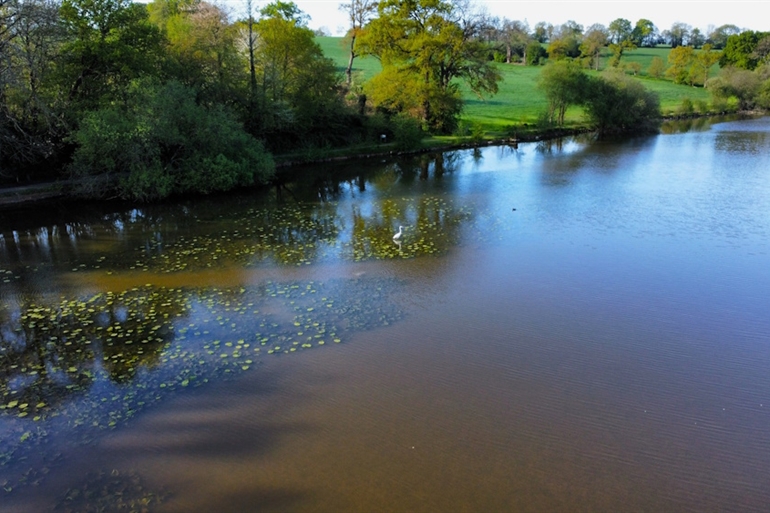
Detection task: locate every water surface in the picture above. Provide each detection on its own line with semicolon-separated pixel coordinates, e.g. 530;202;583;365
2;116;770;512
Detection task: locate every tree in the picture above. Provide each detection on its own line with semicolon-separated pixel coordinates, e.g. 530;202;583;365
359;0;500;133
579;23;607;70
647;55;665;78
689;27;704;49
339;0;376;86
582;71;660;133
707;24;740;49
537;59;587;125
665;22;690;48
706;66;761;110
689;44;721;85
58;0;164;111
608;39;635;68
525;40;545;65
1;0;66;176
497;18;530;63
720;31;770;70
608;18;632;44
68;80;274;201
150;0;245;105
532;21;550;43
252;1;342;146
753;35;770;66
666;45;695;84
631;18;656;47
547;21;582;60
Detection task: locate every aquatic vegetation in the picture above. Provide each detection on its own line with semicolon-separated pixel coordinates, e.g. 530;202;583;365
53;469;169;513
0;277;405;495
0;159;506;505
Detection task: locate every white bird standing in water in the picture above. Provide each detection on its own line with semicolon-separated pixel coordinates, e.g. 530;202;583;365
393;225;404;241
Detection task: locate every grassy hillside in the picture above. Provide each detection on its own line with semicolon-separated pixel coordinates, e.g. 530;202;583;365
316;37;715;134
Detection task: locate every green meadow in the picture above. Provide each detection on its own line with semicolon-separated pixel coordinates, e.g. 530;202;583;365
317;37;716;136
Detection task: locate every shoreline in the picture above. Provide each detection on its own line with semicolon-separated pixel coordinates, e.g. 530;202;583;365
0;112;761;210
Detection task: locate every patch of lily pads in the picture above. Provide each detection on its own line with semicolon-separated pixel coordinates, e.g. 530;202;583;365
53;469;169;513
0;276;405;498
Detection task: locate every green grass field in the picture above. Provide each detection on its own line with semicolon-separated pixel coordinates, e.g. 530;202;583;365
316;37;716;135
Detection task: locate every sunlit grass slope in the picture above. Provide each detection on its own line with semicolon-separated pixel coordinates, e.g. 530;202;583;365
317;37;715;134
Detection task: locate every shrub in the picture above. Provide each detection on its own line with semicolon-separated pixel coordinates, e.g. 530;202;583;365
69;81;274;201
391;114;424;151
679;98;695;115
582;72;661;134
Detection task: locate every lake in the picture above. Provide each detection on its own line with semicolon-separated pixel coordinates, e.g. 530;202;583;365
1;116;770;512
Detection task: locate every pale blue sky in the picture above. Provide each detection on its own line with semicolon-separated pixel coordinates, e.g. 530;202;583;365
275;0;770;35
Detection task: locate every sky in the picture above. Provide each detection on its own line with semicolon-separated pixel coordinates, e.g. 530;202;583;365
267;0;770;36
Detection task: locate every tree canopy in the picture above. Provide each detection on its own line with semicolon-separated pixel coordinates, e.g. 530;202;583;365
358;0;500;133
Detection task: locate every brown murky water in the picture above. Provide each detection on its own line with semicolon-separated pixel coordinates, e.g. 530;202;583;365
2;117;770;512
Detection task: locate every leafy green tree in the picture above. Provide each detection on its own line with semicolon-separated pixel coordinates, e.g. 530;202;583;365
689;44;721;85
753;36;770;66
631;19;656;47
579;23;607;70
720;30;770;70
547;20;581;60
689;27;704;48
68;80;274;201
525;40;546;65
149;0;242;105
359;0;500;133
582;71;660;133
664;22;690;48
537;59;587;125
666;45;695;84
647;55;665;78
531;21;550;43
608;18;632;44
608;39;635;68
58;0;164;111
252;1;343;146
496;18;530;63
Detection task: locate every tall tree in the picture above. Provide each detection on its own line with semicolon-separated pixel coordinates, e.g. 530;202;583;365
608;39;635;68
58;0;164;111
497;18;529;63
252;1;342;146
538;59;586;125
690;43;720;85
547;20;582;60
666;45;695;84
1;0;65;176
359;0;500;132
707;24;740;49
720;30;770;70
150;0;243;104
631;18;656;47
665;22;690;48
689;27;704;48
580;24;608;70
532;21;550;43
339;0;376;86
608;18;632;44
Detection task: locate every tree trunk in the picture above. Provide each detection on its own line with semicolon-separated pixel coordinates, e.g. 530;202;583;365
346;34;356;86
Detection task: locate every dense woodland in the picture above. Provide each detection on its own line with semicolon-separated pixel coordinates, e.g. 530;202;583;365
1;0;769;200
